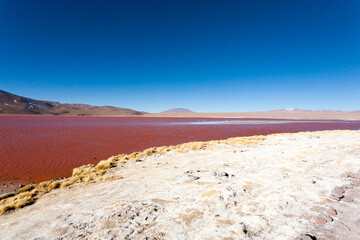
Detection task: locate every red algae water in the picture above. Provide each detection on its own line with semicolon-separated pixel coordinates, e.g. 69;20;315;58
0;115;359;192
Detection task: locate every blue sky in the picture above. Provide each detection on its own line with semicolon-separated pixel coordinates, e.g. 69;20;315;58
0;0;359;112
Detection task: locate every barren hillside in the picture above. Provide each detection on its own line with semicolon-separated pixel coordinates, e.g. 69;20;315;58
0;90;145;116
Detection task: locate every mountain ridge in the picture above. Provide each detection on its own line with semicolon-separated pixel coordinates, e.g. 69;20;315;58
0;90;145;116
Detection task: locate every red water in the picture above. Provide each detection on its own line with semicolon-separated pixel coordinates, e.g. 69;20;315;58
0;115;359;191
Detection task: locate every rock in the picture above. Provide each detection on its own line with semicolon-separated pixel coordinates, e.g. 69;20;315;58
330;195;341;201
297;234;317;240
188;175;200;181
349;172;356;178
341;196;354;202
240;222;248;234
341;172;355;178
331;186;345;199
326;207;337;216
334;220;351;231
320;213;333;222
335;186;345;195
220;172;229;177
313;216;327;225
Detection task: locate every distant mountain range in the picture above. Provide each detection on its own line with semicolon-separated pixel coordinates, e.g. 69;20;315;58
162;108;194;113
0;90;145;116
1;90;358;116
160;108;359;114
272;108;360;113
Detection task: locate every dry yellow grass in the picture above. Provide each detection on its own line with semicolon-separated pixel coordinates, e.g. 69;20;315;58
0;133;268;215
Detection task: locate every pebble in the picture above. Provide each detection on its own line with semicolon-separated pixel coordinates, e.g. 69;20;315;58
326;207;337;216
313;216;327;225
341;196;354;203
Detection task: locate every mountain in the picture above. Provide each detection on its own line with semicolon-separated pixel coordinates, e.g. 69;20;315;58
0;90;145;116
162;108;194;113
272;108;355;113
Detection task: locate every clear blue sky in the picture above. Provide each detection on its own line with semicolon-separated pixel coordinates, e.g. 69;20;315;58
1;0;359;112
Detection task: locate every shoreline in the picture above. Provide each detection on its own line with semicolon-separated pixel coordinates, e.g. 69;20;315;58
0;129;360;239
0;129;355;209
0;133;268;214
147;112;360;121
1;116;358;197
0;129;358;205
2;111;360;120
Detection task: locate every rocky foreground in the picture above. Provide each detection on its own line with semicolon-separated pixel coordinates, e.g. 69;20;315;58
1;130;360;239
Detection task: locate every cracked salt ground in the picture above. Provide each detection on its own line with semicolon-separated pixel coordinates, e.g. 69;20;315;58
0;130;360;239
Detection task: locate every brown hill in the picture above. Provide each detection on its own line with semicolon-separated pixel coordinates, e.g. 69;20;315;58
0;90;145;116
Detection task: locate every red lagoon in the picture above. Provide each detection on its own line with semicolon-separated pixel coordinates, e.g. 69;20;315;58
0;115;359;192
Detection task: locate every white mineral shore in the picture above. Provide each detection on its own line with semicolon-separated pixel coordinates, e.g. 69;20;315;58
1;130;360;240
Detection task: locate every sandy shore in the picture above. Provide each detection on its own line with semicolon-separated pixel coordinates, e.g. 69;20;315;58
1;130;360;239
